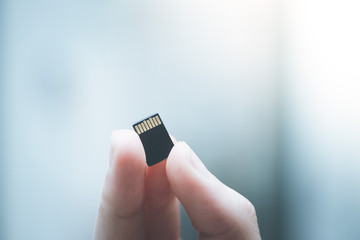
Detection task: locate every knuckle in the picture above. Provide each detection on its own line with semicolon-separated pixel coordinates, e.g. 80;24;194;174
99;193;144;220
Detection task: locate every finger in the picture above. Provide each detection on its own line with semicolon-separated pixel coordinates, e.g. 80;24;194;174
166;142;261;240
94;130;146;240
145;135;180;240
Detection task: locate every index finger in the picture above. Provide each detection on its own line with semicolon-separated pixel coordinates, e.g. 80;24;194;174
94;130;146;240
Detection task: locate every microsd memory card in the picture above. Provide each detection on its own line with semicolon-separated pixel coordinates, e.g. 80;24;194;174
133;114;174;166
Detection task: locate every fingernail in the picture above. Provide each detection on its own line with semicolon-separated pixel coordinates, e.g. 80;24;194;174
181;142;212;178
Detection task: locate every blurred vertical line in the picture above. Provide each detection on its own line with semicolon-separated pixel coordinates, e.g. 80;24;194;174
273;0;286;239
0;0;4;238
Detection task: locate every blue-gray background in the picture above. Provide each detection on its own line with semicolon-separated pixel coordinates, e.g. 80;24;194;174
1;0;359;240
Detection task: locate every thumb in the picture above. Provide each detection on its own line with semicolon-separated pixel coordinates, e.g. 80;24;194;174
166;142;261;240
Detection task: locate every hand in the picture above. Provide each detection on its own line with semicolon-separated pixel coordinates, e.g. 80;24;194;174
94;129;261;240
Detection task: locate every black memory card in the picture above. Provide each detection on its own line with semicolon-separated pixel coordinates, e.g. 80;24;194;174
133;113;174;166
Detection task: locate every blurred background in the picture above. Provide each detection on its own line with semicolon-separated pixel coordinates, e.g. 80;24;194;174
0;0;359;239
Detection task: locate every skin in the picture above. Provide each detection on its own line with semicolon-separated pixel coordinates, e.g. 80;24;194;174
94;129;261;240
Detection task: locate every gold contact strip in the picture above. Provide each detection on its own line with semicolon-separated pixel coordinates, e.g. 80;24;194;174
144;120;150;130
135;115;165;134
153;117;160;126
143;121;150;130
138;124;144;133
150;118;159;127
146;120;153;128
155;115;162;125
135;125;141;134
149;117;156;127
151;117;157;126
141;122;147;131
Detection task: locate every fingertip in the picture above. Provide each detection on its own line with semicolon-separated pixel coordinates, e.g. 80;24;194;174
166;141;212;186
104;129;146;217
166;141;213;206
109;129;145;169
166;142;190;185
166;142;185;172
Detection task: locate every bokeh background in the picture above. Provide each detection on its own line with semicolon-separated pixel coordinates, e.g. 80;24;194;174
1;0;359;239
